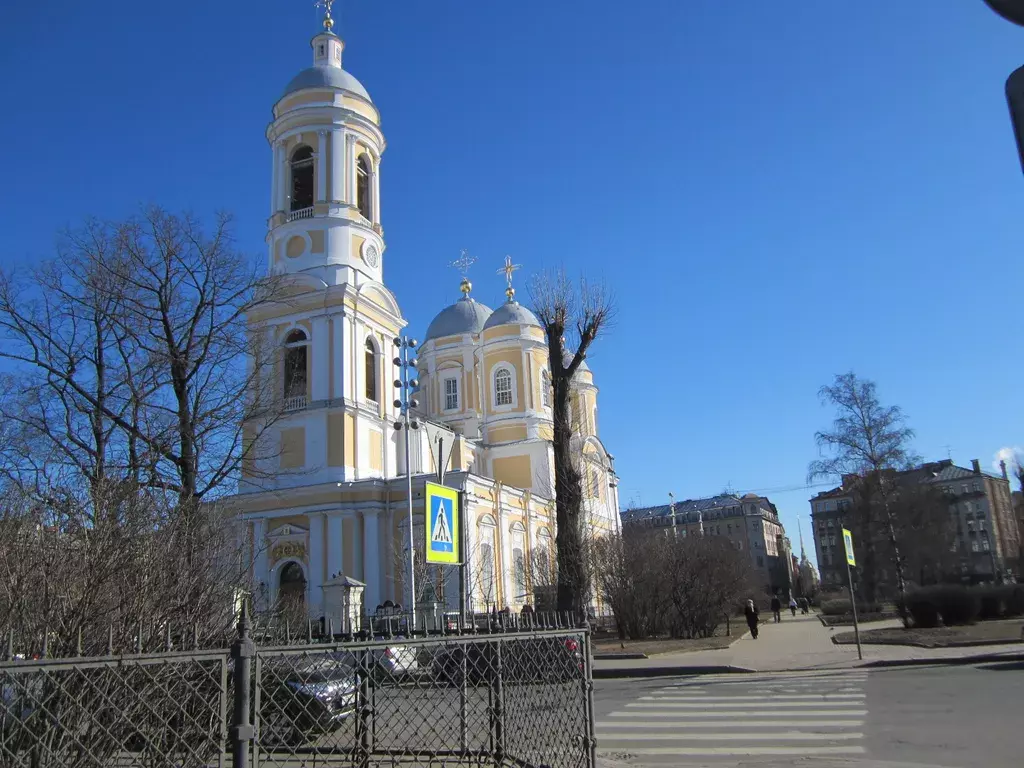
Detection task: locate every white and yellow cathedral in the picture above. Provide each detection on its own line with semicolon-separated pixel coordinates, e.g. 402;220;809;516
235;11;620;620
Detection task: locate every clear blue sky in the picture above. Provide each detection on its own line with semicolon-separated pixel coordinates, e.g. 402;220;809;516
3;1;1022;565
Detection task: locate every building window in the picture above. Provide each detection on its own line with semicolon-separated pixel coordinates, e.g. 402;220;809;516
965;501;973;513
444;377;459;411
290;146;314;211
364;338;377;402
982;539;990;552
541;369;551;408
973;481;980;492
283;329;308;399
356;154;372;220
494;366;513;407
971;540;980;553
962;484;969;494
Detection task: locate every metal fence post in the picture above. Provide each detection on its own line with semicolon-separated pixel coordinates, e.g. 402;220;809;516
356;648;372;768
579;620;597;768
230;602;255;768
491;638;505;766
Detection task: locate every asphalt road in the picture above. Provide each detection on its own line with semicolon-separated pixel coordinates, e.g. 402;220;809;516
594;660;1024;768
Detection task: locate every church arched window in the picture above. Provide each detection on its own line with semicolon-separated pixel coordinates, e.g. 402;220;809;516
283;329;308;402
290;146;314;211
356;154;372;220
541;369;551;408
510;522;527;599
364;337;378;402
494;366;513;407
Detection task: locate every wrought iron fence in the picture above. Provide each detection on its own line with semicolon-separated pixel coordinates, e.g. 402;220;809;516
1;608;595;768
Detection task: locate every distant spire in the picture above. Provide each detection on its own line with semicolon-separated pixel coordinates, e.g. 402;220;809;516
449;249;477;298
497;255;522;301
798;516;807;562
316;0;336;32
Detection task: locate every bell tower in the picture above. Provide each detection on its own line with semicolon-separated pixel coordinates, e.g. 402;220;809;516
266;2;386;286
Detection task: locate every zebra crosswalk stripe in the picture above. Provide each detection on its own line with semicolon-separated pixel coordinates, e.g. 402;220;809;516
597;671;869;762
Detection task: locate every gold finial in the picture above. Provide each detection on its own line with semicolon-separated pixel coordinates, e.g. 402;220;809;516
449;249;477;298
497;255;522;301
316;0;336;32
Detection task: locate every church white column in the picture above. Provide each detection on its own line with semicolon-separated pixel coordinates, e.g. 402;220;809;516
347;133;358;205
332;314;348;400
326;513;344;580
308;513;325;617
316;131;328;202
276;143;289;213
253;518;269;611
270;142;281;215
354;513;364;580
311;315;330;401
371;158;381;223
331;130;346;203
363;510;381;611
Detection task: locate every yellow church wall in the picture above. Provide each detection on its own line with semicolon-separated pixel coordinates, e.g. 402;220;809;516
482;326;522;341
369;430;383;471
352;233;366;261
538;424;553;441
342;96;380;124
327;414;345;467
285;236;305;258
492;455;532;490
309;230;325;254
485;350;526;413
488;424;528;444
278;90;336;112
280;427;306;469
344;413;355;467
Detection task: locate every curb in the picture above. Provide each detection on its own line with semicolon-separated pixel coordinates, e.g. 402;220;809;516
860;651;1024;669
593;665;755;679
832;636;1020;649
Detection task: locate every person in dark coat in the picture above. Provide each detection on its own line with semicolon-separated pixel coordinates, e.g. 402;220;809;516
770;594;782;623
744;599;760;639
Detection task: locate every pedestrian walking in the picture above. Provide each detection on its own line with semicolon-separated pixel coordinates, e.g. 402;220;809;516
770;594;782;623
789;597;798;617
744;599;760;639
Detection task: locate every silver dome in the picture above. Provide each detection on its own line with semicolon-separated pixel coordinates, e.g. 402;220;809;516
424;298;493;341
282;66;372;102
482;301;541;331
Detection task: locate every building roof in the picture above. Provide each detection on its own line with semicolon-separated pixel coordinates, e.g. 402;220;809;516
482;300;541;331
561;349;591;373
282;66;372;101
811;460;1006;505
424;297;493;341
621;494;771;525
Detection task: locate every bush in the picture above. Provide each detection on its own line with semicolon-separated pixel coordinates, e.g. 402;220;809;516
976;584;1024;619
820;599;851;616
906;585;980;627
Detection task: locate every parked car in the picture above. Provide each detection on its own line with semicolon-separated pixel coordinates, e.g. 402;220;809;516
258;651;359;747
369;640;419;680
432;636;583;685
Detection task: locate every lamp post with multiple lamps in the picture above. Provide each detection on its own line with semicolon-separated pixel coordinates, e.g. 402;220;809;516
392;335;420;629
981;1;1024;173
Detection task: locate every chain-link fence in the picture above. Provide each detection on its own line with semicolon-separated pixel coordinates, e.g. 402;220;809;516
1;609;595;768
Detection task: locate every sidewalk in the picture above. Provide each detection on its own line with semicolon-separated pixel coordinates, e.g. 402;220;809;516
593;612;1024;677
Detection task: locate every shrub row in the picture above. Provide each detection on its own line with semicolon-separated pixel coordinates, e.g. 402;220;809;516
904;584;1024;628
820;598;884;616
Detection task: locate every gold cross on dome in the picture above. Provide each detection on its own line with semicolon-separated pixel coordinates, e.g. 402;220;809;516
497;255;522;292
449;249;477;278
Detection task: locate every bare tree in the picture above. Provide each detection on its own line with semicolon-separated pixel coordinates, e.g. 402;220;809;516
530;269;613;616
0;208;284;510
592;529;671;640
808;372;919;619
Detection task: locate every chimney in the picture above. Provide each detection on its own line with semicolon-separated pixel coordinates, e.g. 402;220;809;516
971;459;981;475
1000;460;1009;481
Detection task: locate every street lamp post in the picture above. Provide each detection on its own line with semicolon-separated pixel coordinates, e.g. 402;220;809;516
981;1;1024;174
392;335;420;630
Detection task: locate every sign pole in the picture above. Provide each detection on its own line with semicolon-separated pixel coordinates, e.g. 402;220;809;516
842;527;863;661
458;491;468;626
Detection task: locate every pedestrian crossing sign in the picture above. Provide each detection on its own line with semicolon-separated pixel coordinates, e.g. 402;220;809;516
842;527;856;566
425;482;460;564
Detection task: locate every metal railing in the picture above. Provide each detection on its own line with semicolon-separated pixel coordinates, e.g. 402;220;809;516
287;207;315;222
283;395;308;412
1;607;595;768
